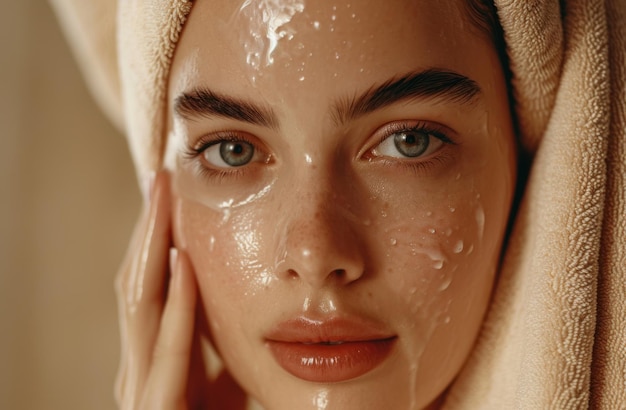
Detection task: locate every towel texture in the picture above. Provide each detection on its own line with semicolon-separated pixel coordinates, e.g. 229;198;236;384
445;1;626;408
50;0;192;180
50;0;626;407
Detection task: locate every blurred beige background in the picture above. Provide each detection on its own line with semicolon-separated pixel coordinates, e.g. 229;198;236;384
1;1;140;409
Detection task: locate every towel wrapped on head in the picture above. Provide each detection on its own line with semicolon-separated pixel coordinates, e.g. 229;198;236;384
49;0;626;407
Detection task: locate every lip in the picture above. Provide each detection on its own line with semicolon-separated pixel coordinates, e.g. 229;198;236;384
265;316;397;383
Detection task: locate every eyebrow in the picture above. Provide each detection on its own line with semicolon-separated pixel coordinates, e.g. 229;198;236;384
174;68;481;129
174;88;279;129
331;68;482;125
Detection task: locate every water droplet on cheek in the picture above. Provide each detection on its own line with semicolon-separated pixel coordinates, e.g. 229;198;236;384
475;207;485;240
438;275;452;291
419;246;446;270
453;240;464;254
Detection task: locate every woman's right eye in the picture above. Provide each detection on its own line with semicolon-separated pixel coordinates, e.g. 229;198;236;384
199;139;267;169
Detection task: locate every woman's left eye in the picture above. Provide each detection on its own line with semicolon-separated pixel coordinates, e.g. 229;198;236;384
204;140;257;168
372;128;445;159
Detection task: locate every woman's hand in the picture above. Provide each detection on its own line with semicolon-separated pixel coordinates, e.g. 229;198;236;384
114;171;197;410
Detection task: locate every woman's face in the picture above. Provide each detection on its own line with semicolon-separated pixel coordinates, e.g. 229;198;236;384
166;0;516;408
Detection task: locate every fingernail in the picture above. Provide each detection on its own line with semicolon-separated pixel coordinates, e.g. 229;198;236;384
169;247;179;275
141;170;156;204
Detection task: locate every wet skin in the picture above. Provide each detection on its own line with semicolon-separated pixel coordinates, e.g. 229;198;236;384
164;0;517;408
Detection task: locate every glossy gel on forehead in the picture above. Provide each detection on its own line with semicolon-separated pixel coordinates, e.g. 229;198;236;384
238;0;305;72
234;1;355;84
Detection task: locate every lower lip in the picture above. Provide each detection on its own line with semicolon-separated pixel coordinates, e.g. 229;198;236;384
267;338;396;383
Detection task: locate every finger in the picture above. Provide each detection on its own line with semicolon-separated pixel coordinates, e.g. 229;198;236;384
115;196;151;407
115;171;173;408
115;171;156;299
126;170;172;311
141;248;198;410
115;202;152;407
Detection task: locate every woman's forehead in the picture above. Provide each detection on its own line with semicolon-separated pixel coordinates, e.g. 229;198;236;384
169;0;495;113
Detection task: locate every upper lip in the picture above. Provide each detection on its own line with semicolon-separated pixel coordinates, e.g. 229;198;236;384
265;315;396;344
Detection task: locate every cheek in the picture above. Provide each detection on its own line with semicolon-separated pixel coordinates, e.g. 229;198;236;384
367;152;513;390
372;134;514;316
375;195;488;324
172;196;274;339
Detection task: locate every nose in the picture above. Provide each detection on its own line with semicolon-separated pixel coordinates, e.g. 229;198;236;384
275;187;366;288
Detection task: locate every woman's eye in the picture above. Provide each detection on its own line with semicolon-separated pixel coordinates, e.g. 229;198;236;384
203;140;257;168
372;129;444;159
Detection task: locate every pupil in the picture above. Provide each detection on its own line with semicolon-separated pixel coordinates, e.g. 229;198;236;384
394;131;429;157
220;141;254;166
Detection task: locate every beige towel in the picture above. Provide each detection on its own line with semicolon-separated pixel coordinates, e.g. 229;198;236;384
446;1;626;408
50;0;626;407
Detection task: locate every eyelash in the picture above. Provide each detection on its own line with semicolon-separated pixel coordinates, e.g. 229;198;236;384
365;120;457;173
182;132;261;182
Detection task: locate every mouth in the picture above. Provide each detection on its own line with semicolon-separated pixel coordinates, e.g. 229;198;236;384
265;316;397;383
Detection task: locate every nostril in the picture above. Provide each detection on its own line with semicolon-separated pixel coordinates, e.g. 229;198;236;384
287;269;299;280
331;269;347;280
285;267;351;284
